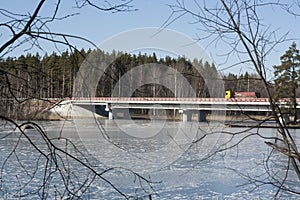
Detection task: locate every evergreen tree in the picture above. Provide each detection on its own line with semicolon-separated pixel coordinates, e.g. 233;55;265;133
274;42;300;122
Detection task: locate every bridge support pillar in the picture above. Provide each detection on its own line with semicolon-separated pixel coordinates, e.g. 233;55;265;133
113;108;131;120
108;110;114;120
296;109;300;122
182;110;192;122
198;110;208;122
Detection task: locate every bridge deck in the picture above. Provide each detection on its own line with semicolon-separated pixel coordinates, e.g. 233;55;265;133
71;97;300;103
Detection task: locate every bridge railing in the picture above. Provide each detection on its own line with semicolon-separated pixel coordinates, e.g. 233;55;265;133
70;97;272;102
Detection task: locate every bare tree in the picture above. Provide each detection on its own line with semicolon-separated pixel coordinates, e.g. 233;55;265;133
165;0;300;197
0;1;158;199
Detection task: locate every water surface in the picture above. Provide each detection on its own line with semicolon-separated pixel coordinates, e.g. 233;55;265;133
0;119;299;199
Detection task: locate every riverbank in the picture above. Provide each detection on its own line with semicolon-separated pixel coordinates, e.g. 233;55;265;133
225;121;300;129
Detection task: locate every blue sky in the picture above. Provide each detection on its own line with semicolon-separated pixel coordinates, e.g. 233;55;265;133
1;0;300;77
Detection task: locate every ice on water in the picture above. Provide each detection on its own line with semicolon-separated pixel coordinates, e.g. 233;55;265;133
0;120;299;199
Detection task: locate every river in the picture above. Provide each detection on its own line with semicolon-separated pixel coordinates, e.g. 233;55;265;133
0;119;299;199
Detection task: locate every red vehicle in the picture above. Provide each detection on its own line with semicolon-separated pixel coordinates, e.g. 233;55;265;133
234;91;260;98
225;90;260;98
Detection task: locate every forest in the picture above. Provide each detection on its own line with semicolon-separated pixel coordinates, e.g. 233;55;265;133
0;48;268;99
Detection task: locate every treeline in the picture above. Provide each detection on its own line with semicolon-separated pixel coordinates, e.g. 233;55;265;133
0;49;86;99
1;48;272;105
223;72;271;98
0;49;221;100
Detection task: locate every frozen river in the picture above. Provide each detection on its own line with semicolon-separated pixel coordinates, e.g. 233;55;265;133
0;119;299;199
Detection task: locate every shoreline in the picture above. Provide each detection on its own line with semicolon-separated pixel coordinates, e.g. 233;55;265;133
225;122;300;129
6;108;300;129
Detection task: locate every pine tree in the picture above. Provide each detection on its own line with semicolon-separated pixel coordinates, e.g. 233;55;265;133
274;42;300;122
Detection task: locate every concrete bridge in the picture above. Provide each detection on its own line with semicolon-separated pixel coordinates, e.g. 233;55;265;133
52;97;300;122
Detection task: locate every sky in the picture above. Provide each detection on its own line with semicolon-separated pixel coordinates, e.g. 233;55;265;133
1;0;300;77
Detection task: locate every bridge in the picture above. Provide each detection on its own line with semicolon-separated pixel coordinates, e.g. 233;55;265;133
50;97;300;122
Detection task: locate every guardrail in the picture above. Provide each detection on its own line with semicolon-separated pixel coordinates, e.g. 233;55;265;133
70;97;274;102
